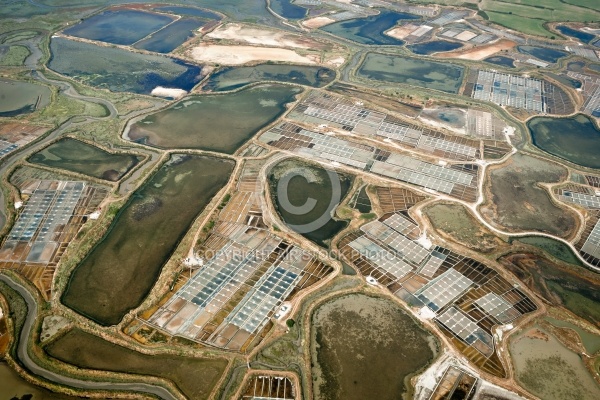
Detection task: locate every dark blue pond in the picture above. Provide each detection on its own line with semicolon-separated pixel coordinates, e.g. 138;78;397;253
271;0;308;20
63;10;174;45
548;73;582;89
134;18;204;53
321;10;421;45
484;56;515;68
203;64;335;91
517;46;568;64
556;25;595;44
589;63;600;72
48;37;203;95
408;40;463;55
153;6;221;20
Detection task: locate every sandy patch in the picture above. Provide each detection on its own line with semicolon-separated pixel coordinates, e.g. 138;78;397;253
206;23;328;50
188;44;315;65
436;39;516;60
302;16;335;29
419;116;466;135
327;56;346;67
151;86;187;99
455;30;477;41
385;24;419;40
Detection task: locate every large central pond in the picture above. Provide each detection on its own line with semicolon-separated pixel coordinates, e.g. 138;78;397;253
311;294;438;400
528;114;600;169
63;9;174;45
48;37;203;95
129;84;300;153
357;53;464;93
62;154;234;326
269;159;352;247
29;138;142;181
203;64;335;92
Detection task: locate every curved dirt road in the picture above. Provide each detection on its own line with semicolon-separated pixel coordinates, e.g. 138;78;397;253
0;274;180;400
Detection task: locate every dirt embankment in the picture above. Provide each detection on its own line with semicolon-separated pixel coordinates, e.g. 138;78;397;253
436;39;516;61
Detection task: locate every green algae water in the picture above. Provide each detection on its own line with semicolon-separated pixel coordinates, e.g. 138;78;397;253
62;155;234;325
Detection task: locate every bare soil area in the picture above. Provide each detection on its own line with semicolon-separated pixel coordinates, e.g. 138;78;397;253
302;17;335;29
187;44;316;65
436;39;516;60
206;23;331;50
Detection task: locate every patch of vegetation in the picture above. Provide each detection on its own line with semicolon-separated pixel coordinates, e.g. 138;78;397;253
0;45;30;66
500;253;600;326
0;281;28;336
425;203;506;253
29;93;107;126
203;220;215;232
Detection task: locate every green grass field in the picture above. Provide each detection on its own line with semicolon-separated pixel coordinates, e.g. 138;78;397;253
408;0;600;38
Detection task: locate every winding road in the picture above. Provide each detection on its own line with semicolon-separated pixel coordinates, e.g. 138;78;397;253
0;274;180;400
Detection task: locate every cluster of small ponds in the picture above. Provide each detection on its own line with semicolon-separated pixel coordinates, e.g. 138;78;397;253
5;5;600;399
